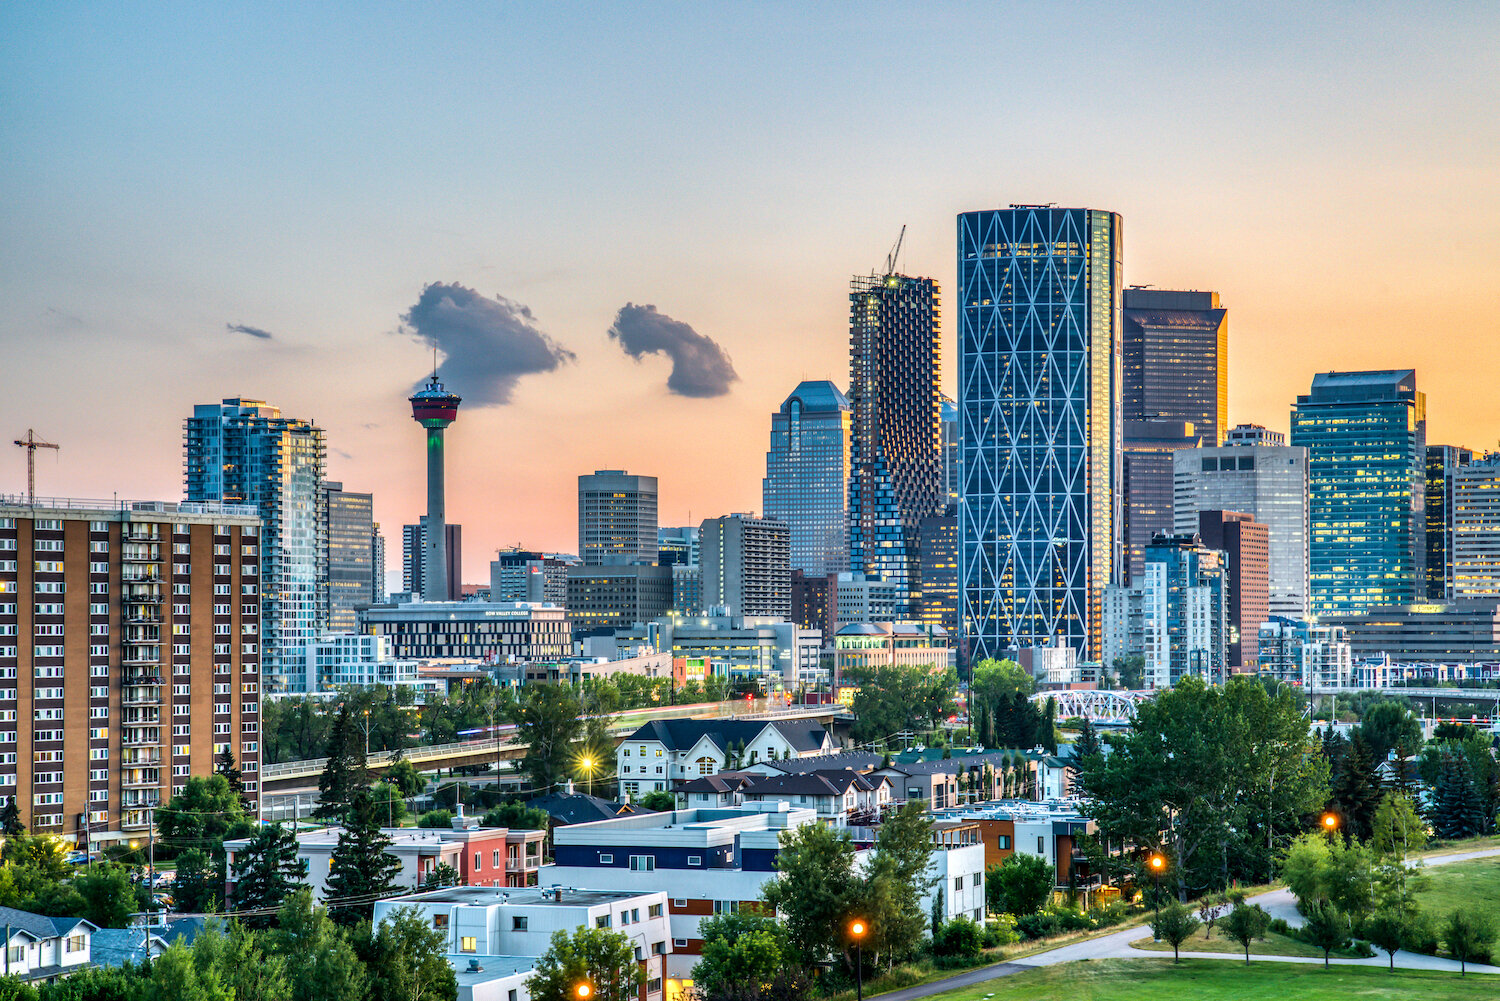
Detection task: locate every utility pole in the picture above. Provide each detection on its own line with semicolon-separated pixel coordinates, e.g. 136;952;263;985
12;430;60;506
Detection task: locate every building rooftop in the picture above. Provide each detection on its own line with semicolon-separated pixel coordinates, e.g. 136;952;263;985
623;717;831;754
396;884;649;908
780;380;850;414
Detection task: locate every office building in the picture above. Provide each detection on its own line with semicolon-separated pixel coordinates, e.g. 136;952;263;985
1122;419;1201;581
402;518;463;600
958;206;1123;660
320;482;374;633
1321;601;1500;664
1122;288;1228;445
606;615;822;690
1104;534;1227;688
185;398;325;693
1453;454;1500;599
915;507;959;636
1429;445;1476;599
1197;510;1270;668
830;571;900;629
941;396;960;505
1173;425;1309;618
371;523;386;603
699;514;790;618
848;272;943;609
490;549;573;605
763;380;851;576
579;470;658;566
359;601;571;661
565;564;673;633
409;373;463;602
834;622;950;683
1257;617;1353;688
789;569;831;634
0;498;261;837
1292;370;1426;617
670;564;701;615
657;526;699;567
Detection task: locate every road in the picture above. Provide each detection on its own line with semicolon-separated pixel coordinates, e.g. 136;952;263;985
874;846;1500;1001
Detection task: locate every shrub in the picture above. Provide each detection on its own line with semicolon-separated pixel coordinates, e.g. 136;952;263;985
1016;912;1062;940
1404;911;1441;955
981;914;1019;948
1350;938;1376;958
1267;917;1292;937
417;810;453;828
933;917;984;962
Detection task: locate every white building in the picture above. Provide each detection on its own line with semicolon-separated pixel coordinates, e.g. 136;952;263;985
675;768;892;825
296;633;420;694
616;718;836;796
606;615;822;691
0;908;96;985
373;884;671;1001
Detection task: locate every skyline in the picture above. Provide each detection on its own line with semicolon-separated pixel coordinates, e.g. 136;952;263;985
3;3;1498;581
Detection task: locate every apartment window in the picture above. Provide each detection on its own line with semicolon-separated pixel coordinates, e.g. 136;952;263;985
1038;836;1045;854
648;903;662;918
493;850;501;868
629;855;655;872
512;916;527;931
595;915;611;929
648;978;662;995
997;835;1011;850
432;914;448;930
599;853;614;864
687;855;701;866
673;939;688;948
509;991;518;1001
672;898;687;908
953;876;963;891
459;937;477;954
713;901;738;915
474;852;482;870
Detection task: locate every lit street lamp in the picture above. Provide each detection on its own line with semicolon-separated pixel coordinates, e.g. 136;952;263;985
1147;852;1167;939
848;919;867;1001
580;755;598;797
1322;812;1340;839
574;982;593;1001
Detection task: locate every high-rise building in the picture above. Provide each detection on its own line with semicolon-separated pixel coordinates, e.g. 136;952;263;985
1257;616;1352;688
700;514;791;619
578;471;658;566
0;498;261;836
1426;445;1474;600
1197;510;1270;668
490;549;573;604
359;601;571;661
941;396;960;506
401;519;462;599
1292;370;1426;617
915;506;959;638
1122;419;1201;581
1452;453;1500;600
1104;533;1227;689
371;523;387;603
763;380;851;576
848;272;943;609
565;565;673;633
1122;289;1228;446
958;206;1122;661
185;398;326;694
409;373;462;602
657;527;700;567
320;481;374;633
1172;426;1309;618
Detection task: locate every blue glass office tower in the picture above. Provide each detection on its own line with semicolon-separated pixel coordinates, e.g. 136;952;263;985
958;207;1122;661
763;380;852;577
1292;370;1426;617
848;273;944;610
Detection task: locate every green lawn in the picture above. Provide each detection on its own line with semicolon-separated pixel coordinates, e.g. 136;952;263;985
922;959;1498;1000
1127;928;1360;960
1412;855;1500;931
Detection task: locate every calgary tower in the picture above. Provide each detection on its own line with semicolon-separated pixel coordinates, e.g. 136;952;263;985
409;368;462;601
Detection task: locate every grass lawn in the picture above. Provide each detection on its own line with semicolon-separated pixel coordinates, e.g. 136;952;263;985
1413;855;1500;930
1420;835;1500;859
921;958;1499;1000
1127;927;1360;960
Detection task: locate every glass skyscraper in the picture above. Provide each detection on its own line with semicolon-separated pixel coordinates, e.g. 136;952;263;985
959;206;1122;661
1292;370;1426;617
763;380;851;576
185;398;326;694
1425;444;1473;600
321;480;374;633
848;273;943;609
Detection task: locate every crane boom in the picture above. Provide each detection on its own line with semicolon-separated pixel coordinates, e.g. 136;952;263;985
885;224;906;276
12;429;60;506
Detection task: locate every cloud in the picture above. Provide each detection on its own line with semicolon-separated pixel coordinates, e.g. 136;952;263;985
607;303;738;398
400;282;575;406
227;322;274;340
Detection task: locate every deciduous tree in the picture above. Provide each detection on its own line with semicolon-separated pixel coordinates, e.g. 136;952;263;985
1220;902;1271;963
1150;902;1200;962
528;926;643;1001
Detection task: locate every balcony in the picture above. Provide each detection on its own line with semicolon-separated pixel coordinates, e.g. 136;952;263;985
122;589;163;604
121;810;155;832
124;611;163;625
122;648;162;665
122;769;160;789
120;749;161;766
121;546;161;563
122;731;161;748
120;569;162;584
122;525;161;543
123;671;163;686
122;709;161;725
121;791;160;809
121;692;161;707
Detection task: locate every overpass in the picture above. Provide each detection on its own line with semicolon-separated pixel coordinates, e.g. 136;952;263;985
257;702;853;793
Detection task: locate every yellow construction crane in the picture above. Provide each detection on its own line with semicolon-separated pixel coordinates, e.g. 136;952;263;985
13;429;59;506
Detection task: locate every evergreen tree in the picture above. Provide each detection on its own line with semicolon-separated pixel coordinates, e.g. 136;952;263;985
1433;749;1486;839
1042;697;1058;754
1330;732;1380;841
172;847;222;914
315;704;369;821
979;702;995;748
0;797;23;837
215;746;243;798
230;823;308;927
325;787;404;924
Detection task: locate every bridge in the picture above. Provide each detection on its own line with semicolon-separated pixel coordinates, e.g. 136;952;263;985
257;702;852;793
1030;689;1148;725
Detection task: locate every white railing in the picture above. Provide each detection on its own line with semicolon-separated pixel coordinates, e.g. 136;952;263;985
0;495;258;518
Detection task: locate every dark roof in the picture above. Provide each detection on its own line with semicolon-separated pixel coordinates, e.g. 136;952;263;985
0;907;97;941
676;772;758;794
877;751;1023;776
761;751;885;774
92;928;167;968
744;770;876;797
780;380;850;414
526;793;634;825
624;718;831;755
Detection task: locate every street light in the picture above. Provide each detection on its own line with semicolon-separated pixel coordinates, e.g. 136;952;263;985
579;755;598;798
1147;853;1167;939
574;982;593;1001
848;919;867;1001
1322;812;1340;838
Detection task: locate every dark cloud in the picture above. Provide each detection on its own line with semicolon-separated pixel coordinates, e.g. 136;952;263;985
400;282;575;406
227;322;274;341
607;303;738;398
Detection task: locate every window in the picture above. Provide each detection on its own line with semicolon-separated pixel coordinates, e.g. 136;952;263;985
687;855;701;866
954;876;963;891
672;898;687;908
595;915;611;929
459;936;477;953
599;853;614;864
713;900;738;915
512;916;528;931
493;850;501;868
997;834;1011;850
648;978;662;995
1038;836;1045;854
474;852;482;870
648;903;663;918
509;992;518;1001
629;855;655;871
432;914;448;930
674;939;688;948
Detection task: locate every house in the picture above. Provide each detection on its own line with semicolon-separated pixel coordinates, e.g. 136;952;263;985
929;800;1096;887
224;816;546;904
372;884;671;1001
617;718;836;795
526;788;640;826
675;769;891;824
873;752;1040;808
91;928;169;969
0;907;96;984
673;772;759;809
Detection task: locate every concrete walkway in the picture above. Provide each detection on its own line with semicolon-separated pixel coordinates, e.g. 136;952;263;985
871;846;1500;1000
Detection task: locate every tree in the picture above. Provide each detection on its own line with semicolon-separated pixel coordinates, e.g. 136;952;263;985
1220;902;1271;963
71;864;137;928
1300;901;1350;967
1432;748;1487;839
694;909;796;1000
156;774;253;852
930;888;944;938
527;926;643;1001
422;862;461;890
1282;832;1333;910
147;941;233;1001
325;786;404;925
0;799;23;837
0;977;35;1001
215;746;244;799
1151;902;1200;962
1074;718;1102;762
367;906;458;1001
230;824;308;927
1329;732;1381;842
370;782;410;827
1444;908;1495;976
990;852;1053;916
385;757;427;799
637;790;676;812
188;920;291;1001
482;801;551;830
1359;701;1422;762
762;823;859;967
268;890;367;1001
1196;894;1228;940
932;917;983;961
1365;909;1410;970
172;848;222;915
1371;792;1426;863
969;659;1033;711
510;684;584;792
34;965;139;1000
315;703;369;821
848;663;955;742
1112;654;1144;690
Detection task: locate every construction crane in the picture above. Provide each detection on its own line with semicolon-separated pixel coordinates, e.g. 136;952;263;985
885;224;906;276
13;429;59;506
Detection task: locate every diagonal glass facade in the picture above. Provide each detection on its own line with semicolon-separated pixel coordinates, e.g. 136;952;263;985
958;206;1121;661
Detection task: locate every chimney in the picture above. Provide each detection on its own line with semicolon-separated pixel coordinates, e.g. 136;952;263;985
565;779;575;796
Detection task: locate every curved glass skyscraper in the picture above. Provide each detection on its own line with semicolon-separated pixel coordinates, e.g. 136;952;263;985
958;206;1122;661
763;380;851;576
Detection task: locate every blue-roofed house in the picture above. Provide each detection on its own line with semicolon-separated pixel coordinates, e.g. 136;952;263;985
0;907;98;983
616;717;835;795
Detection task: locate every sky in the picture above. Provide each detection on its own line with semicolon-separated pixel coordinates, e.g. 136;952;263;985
2;2;1497;585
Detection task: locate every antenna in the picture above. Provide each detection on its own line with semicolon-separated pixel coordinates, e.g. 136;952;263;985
13;430;60;507
432;342;439;381
885;225;907;276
